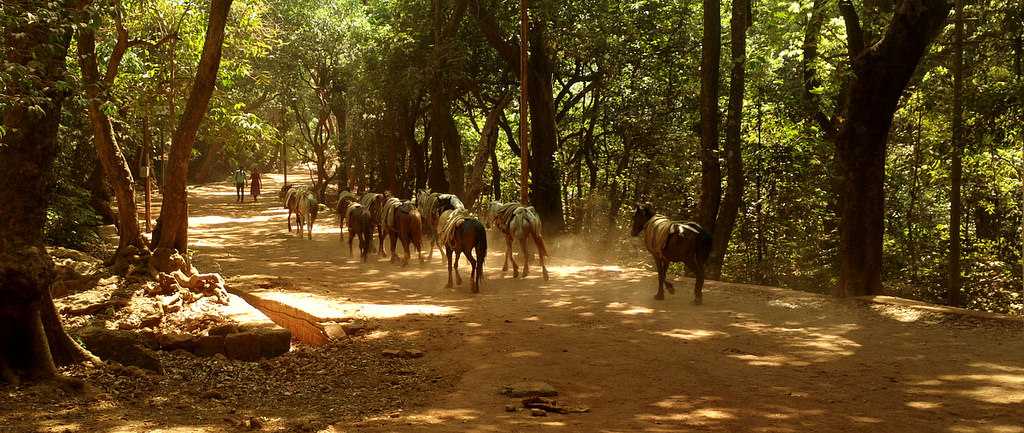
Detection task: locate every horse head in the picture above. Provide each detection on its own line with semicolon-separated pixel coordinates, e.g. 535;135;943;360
630;202;656;237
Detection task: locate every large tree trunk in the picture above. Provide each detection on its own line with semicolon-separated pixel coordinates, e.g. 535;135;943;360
193;139;224;183
465;92;511;208
525;22;565;235
153;0;232;254
696;0;722;232
707;0;750;279
1;0;95;384
77;27;148;256
947;0;964;306
87;162;117;225
474;1;564;234
834;0;951;297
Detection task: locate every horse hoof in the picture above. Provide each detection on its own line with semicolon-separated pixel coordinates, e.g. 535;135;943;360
654;293;665;301
543;272;549;282
692;298;703;306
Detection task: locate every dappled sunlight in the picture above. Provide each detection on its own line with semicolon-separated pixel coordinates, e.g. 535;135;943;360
605;301;656;315
903;361;1024;405
638;396;736;427
391;408;481;425
655;328;728;341
725;319;861;366
249;290;460;320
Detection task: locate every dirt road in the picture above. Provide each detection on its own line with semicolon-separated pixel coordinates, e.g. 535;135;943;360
180;173;1022;433
4;172;1021;433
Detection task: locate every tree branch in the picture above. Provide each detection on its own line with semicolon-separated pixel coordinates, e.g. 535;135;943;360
838;0;866;60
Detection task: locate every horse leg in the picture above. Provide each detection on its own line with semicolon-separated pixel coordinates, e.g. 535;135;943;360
445;247;454;289
466;251;478;293
537;239;550;282
520;235;528;280
693;264;705;305
502;234;512;272
390;232;399;264
664;257;676;295
402;237;411;267
454;250;463;286
378;225;387;257
348;231;355;257
654;259;667;300
287;209;293;232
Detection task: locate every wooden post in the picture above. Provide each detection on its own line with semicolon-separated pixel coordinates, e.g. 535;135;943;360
142;112;152;232
518;0;529;205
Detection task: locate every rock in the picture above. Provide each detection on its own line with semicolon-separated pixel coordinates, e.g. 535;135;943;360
565;405;590;414
341;322;368;336
150;248;191;274
209;323;240;336
157;333;197;352
194;335;226;357
323;323;348;340
136;300;163;328
530;408;547;417
78;327;163;373
522;396;565;413
200;389;226;400
254;328;292;358
501;381;558;398
381;349;425;359
224;328;291;361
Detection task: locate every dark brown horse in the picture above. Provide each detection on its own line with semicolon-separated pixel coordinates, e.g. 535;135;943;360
335;191;358;241
346;204;372;262
630;203;712;304
438;209;487;293
389;202;424;266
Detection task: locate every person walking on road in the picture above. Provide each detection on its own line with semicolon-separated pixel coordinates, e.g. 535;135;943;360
234;167;247;203
250;167;263;202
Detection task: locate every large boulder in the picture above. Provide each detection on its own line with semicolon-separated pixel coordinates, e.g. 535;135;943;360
224;328;292;361
78;327;163;373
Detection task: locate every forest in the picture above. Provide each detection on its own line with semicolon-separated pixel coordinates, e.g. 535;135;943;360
2;0;1023;431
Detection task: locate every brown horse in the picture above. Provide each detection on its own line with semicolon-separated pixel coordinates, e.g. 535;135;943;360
438;209;487;293
279;184;306;232
389;202;423;266
359;192;388;255
336;191;358;241
346;204;372;262
630;202;712;304
485;201;549;281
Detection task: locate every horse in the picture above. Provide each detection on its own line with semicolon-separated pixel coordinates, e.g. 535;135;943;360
279;184;297;231
359;192;388;255
346;203;372;262
630;202;712;304
415;189;466;261
484;201;550;281
286;186;319;239
390;201;424;266
336;190;358;241
281;184;307;232
437;209;487;293
380;197;403;259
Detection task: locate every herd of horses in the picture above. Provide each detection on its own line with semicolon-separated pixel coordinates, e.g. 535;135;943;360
275;184;712;303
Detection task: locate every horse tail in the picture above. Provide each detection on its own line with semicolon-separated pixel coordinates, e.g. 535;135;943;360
409;208;423;246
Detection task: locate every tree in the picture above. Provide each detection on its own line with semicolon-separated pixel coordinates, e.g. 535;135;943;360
696;0;722;233
76;0;172;261
707;0;751;279
152;0;233;255
947;0;965;306
832;0;952;296
1;0;96;384
474;0;565;234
